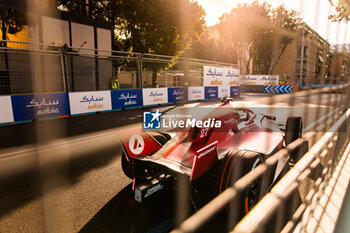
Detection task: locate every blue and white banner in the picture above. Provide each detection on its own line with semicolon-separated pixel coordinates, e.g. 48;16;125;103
142;88;168;106
230;86;240;97
0;96;14;123
111;89;142;109
168;87;186;103
203;66;240;86
218;86;230;98
69;91;112;115
188;86;205;101
11;93;70;121
240;75;279;85
205;86;218;99
264;85;292;94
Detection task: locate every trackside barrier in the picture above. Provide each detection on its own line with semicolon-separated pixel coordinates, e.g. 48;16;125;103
69;91;112;115
11;93;70;121
168;87;187;103
142;88;169;106
111;89;143;109
0;85;241;124
0;96;14;124
172;84;350;233
264;85;293;94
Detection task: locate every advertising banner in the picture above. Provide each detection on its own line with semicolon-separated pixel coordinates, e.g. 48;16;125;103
111;89;142;109
142;88;168;106
230;86;240;97
205;86;218;99
218;86;230;98
0;96;14;123
187;86;205;101
168;87;187;103
203;66;240;86
11;93;70;121
240;75;279;85
69;91;112;115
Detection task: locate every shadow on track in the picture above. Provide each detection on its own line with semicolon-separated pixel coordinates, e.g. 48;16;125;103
80;183;176;233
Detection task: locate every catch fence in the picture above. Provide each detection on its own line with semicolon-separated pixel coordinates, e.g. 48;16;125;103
0;40;237;95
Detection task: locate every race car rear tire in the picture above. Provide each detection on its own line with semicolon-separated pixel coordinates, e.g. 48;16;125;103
285;116;303;145
216;149;263;220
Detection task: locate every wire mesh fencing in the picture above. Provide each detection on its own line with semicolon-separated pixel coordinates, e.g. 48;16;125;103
0;41;239;94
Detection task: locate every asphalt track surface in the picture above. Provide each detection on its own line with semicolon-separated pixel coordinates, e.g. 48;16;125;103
0;93;346;233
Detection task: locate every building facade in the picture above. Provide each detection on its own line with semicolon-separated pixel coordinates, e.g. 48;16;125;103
273;23;330;86
328;44;350;84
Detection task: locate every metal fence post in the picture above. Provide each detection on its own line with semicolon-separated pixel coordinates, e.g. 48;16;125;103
184;58;189;87
137;53;144;89
59;45;70;93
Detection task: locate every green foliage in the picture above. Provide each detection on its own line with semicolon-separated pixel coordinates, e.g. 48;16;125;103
60;0;205;73
329;0;350;22
0;8;28;43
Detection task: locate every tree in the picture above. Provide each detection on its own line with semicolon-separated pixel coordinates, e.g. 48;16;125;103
217;1;301;74
254;6;301;74
0;8;28;94
329;0;350;22
60;0;206;87
0;8;28;46
183;28;237;64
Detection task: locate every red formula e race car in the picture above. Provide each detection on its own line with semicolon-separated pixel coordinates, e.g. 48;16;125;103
119;98;304;217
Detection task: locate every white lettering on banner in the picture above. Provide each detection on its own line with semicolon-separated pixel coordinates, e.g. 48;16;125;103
240;75;279;85
218;86;230;98
188;87;204;101
69;91;112;115
37;107;59;115
124;100;137;106
26;98;59;108
203;66;240;86
142;88;168;106
0;96;14;123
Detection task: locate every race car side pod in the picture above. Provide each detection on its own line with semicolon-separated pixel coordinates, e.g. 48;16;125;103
134;173;174;203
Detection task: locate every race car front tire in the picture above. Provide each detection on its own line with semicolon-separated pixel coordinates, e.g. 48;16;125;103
216;149;263;220
285;116;303;145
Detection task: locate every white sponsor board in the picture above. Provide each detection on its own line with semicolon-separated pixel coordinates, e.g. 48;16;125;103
69;91;112;115
188;86;205;101
0;96;14;123
240;75;279;85
218;86;231;98
203;66;240;86
142;88;168;106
